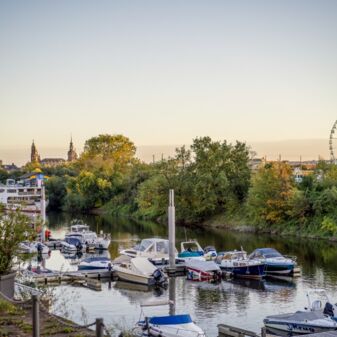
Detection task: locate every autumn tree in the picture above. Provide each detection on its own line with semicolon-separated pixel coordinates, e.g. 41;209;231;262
247;161;294;226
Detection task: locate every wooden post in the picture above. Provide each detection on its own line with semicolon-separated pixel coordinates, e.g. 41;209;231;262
261;327;266;337
96;318;104;337
32;295;40;337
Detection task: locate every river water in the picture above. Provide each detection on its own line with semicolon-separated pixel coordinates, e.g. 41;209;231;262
37;212;337;336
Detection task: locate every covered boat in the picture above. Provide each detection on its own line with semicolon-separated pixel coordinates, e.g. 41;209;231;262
178;241;205;261
264;310;337;335
19;241;50;254
185;259;221;282
61;237;84;252
114;257;167;286
134;300;205;337
249;248;296;276
78;256;113;270
215;250;266;280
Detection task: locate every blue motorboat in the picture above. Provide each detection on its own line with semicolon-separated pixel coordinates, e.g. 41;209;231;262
215;250;266;279
249;248;296;276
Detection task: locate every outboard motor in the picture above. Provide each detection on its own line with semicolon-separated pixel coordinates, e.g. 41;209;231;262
153;269;166;286
324;302;334;317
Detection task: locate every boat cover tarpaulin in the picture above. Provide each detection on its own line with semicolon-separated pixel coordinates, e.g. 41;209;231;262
266;311;327;322
132;257;157;275
149;314;192;325
185;260;220;272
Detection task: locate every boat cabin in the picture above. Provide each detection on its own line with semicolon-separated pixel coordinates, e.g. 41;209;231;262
216;250;248;262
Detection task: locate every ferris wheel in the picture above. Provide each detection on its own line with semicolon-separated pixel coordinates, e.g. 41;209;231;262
329;120;337;163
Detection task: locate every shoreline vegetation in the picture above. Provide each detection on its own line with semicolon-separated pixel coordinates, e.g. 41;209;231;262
2;133;337;241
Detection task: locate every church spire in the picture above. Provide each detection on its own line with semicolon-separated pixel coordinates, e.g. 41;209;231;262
31;140;40;163
67;135;78;162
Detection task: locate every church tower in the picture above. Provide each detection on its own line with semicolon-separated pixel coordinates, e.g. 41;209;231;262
31;140;40;163
67;136;78;162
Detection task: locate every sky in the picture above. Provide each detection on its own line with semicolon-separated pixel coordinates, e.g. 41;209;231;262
1;1;337;165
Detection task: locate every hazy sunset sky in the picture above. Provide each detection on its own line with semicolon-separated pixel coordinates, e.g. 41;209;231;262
1;1;337;164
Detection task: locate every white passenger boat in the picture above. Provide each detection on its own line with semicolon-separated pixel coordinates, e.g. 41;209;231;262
185;259;221;282
0;178;46;213
134;300;206;337
114;257;167;286
19;241;50;254
120;238;179;265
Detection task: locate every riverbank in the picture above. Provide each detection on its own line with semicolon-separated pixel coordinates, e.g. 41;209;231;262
0;297;97;337
201;212;337;242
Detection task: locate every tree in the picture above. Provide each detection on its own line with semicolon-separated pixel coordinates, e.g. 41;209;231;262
0;210;34;274
46;176;67;211
81;134;136;169
247;162;294;226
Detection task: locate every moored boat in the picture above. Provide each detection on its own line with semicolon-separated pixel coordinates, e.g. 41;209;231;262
114;257;167;286
185;259;221;282
249;248;296;276
134;300;206;337
178;240;205;261
19;241;50;254
78;256;113;270
264;310;337;335
120;238;179;266
215;250;266;280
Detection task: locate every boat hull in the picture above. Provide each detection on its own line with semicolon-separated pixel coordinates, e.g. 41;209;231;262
220;264;266;280
115;269;152;286
265;321;337;335
265;263;295;276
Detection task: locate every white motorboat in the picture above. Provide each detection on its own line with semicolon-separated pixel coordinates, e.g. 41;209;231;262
203;246;217;260
65;222;111;250
114;257;167;286
185;259;221;282
134;300;206;337
178;240;205;261
61;237;85;252
120;238;179;265
19;241;50;254
78;256;113;270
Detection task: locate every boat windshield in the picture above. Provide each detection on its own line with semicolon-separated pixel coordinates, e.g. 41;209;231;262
138;239;154;252
255;248;282;258
182;242;202;252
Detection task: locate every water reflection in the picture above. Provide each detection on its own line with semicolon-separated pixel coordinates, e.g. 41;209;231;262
45;212;337;336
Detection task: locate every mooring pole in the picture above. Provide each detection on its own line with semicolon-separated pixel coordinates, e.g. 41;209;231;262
32;294;40;337
168;189;176;271
41;183;46;242
96;318;104;337
169;277;176;316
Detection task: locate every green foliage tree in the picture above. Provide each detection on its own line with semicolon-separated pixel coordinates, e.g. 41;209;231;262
46;176;67;211
0;210;34;274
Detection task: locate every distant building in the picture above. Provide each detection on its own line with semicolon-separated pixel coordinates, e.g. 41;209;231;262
2;163;19;172
31;140;41;163
40;158;66;167
30;138;78;166
67;137;78;162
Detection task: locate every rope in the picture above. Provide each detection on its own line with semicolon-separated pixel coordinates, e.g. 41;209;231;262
39;300;96;329
0;290;32;306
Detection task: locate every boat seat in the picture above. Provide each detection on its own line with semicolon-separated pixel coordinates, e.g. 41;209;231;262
311;300;322;311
